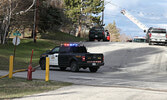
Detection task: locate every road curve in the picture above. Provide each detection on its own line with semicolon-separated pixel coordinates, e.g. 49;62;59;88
7;42;167;91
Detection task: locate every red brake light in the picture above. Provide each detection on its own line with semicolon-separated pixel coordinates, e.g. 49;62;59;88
82;56;85;61
107;36;110;40
166;34;167;38
103;32;104;35
149;33;152;37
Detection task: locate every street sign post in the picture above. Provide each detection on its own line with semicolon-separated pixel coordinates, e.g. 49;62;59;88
13;31;21;36
12;37;20;45
13;31;21;59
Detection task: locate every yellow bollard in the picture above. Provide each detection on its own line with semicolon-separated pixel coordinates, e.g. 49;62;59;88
9;55;14;79
45;57;49;82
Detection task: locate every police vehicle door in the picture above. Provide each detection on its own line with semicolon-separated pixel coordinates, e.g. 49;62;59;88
48;47;59;66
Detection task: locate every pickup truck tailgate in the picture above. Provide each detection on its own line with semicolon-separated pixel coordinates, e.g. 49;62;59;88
90;31;103;38
86;53;103;63
151;33;166;39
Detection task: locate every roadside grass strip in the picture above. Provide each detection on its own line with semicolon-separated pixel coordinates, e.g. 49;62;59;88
0;77;72;99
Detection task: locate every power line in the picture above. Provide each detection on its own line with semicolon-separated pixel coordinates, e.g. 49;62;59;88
104;0;166;17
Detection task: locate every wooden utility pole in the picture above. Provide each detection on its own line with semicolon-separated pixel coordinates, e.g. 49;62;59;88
102;0;104;26
33;0;39;43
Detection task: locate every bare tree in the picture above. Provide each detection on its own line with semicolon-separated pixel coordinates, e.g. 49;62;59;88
1;0;12;44
0;0;35;44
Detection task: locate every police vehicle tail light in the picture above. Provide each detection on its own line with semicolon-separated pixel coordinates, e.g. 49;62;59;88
82;56;85;61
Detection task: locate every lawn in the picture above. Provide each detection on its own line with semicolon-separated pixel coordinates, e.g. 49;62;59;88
0;31;84;70
0;39;57;70
0;29;84;99
0;32;80;99
0;77;72;99
40;31;85;42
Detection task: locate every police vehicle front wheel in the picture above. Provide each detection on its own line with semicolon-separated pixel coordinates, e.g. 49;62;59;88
40;59;46;70
70;61;79;72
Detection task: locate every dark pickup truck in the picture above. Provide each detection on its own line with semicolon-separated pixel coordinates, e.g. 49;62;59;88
39;43;104;72
89;27;110;41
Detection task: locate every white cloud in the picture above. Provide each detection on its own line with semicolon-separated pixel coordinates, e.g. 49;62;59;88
150;24;167;29
103;0;167;37
164;13;167;18
111;0;140;8
148;17;161;20
104;1;120;15
138;12;144;17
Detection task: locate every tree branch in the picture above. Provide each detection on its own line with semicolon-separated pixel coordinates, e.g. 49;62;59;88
15;0;36;15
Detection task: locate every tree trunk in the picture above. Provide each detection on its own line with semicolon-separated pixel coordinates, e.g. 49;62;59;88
76;24;81;37
0;34;2;44
22;26;25;38
2;0;12;44
75;15;82;37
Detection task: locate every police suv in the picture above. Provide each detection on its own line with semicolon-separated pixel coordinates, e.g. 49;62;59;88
39;43;104;72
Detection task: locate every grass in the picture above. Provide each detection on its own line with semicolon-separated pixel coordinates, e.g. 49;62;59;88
0;31;84;70
0;39;56;70
41;31;85;42
0;31;82;98
0;77;72;99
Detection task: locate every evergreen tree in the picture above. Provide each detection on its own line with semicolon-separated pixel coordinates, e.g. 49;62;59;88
64;0;104;37
105;21;120;42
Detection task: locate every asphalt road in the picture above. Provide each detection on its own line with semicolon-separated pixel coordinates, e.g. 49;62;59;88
1;42;167;100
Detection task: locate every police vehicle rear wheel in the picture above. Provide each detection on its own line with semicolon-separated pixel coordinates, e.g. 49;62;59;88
89;67;98;72
70;61;79;72
40;59;46;70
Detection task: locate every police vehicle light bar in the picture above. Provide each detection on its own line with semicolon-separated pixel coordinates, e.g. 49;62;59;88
63;43;79;47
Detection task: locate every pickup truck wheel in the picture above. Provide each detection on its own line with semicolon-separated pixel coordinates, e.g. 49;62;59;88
70;61;79;72
165;43;167;46
89;67;98;72
40;59;46;70
149;40;152;45
59;67;67;71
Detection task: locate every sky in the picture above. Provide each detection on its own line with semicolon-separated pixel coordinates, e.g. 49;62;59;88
103;0;167;37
